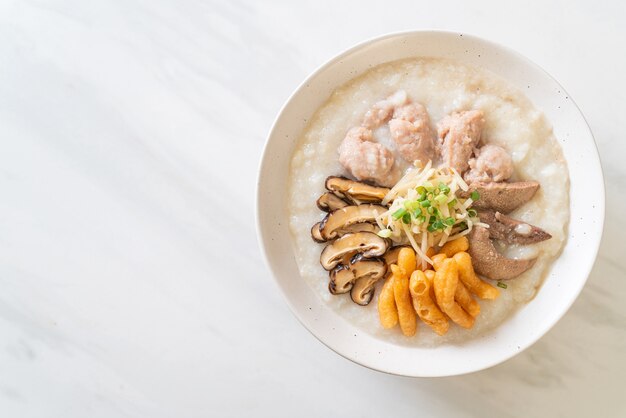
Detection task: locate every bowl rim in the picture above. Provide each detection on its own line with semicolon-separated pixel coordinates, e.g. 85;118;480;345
256;30;605;377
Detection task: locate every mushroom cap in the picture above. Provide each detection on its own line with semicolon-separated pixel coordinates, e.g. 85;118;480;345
316;192;349;212
328;254;386;302
338;222;380;236
325;176;390;205
310;221;380;243
311;222;325;243
319;204;387;240
348;255;387;305
328;264;353;294
320;232;389;271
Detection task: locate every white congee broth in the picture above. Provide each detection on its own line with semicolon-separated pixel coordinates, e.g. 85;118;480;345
287;58;569;346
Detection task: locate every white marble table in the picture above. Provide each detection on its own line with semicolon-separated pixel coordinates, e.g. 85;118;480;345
0;1;624;417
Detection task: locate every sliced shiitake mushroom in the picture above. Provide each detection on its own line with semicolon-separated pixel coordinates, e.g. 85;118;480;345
329;255;386;297
328;264;352;294
311;221;380;243
339;222;380;235
311;222;325;243
320;232;389;271
316;192;349;212
348;255;387;305
325;176;390;204
319;204;386;240
350;276;380;305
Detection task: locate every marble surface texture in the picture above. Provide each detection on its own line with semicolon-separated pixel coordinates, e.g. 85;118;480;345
0;0;624;417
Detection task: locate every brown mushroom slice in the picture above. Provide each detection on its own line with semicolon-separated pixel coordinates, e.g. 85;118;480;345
478;210;552;245
319;204;387;240
468;226;536;280
311;221;379;243
325;176;390;204
459;181;540;213
348;255;387;305
338;222;380;235
329;254;386;298
328;264;353;294
311;222;325;243
320;232;389;271
316;192;349;212
324;254;355;291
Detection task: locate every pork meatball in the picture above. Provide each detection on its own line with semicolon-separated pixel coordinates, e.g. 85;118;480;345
338;127;399;187
389;102;437;165
437;110;485;174
464;144;514;183
361;90;408;130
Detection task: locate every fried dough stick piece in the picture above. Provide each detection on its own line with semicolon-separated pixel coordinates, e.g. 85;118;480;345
410;270;449;335
394;248;418;336
378;275;398;329
454;252;500;300
433;259;475;329
439;236;469;258
455;281;480;317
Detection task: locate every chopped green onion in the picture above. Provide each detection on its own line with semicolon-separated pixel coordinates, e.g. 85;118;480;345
404;200;419;211
448;198;458;208
420;200;431;208
418;192;427;201
432;207;441;217
470;191;480;201
416;186;426;195
402;213;411;224
467;208;478;218
377;229;392;238
427;206;434;215
444;217;456;226
427;223;437;232
458;221;468;231
438;183;450;194
434;194;447;205
497;281;508;289
392;208;407;220
422;181;434;189
432;220;444;230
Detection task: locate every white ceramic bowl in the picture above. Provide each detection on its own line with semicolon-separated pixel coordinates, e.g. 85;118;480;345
256;31;604;377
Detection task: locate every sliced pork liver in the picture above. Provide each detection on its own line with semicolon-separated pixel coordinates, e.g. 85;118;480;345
477;209;552;245
460;181;540;214
468;226;536;280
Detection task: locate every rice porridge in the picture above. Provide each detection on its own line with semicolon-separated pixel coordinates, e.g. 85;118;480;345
287;57;569;346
